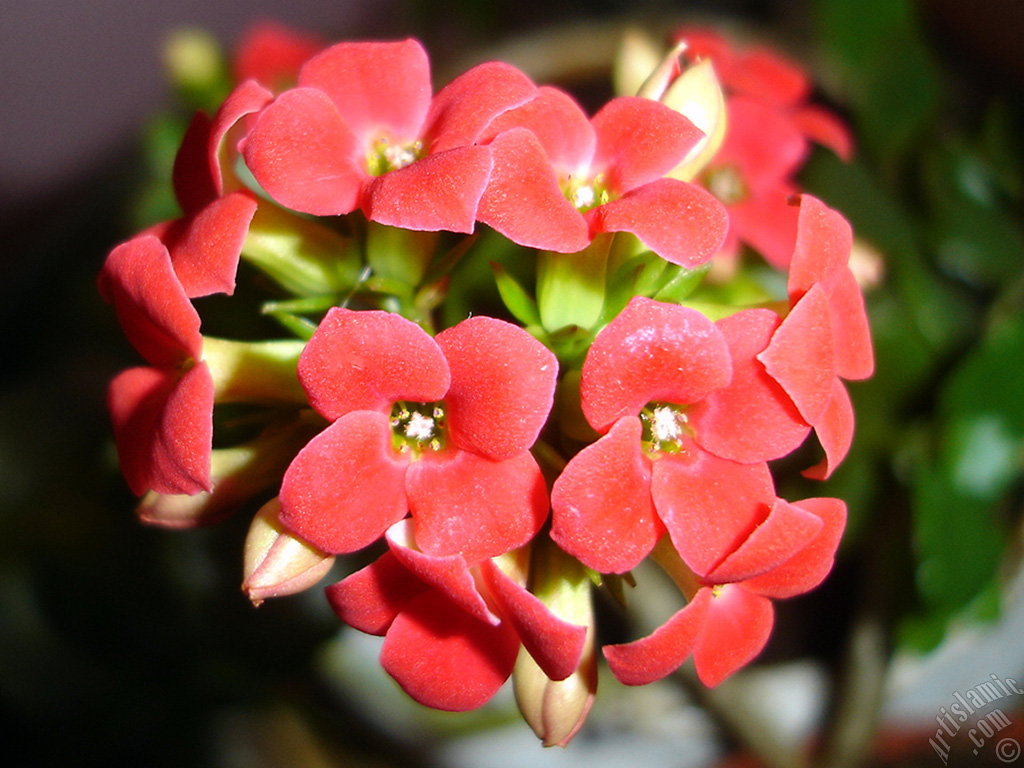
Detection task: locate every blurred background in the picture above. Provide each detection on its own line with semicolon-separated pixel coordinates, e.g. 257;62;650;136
3;0;1024;766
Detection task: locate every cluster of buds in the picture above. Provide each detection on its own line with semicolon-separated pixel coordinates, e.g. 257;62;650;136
100;24;872;746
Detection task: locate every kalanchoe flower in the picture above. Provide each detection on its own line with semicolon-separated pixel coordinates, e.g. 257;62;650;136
232;21;324;92
758;195;874;478
550;296;810;575
279;309;557;561
673;27;853;268
604;497;846;687
99;235;215;495
477;88;729;267
676;27;853;159
242;39;537;232
326;522;587;712
149;79;272;297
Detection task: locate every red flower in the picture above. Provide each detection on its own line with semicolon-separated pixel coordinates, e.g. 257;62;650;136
758;195;874;478
325;521;587;711
550;296;809;576
241;39;537;232
231;21;324;92
148;79;271;297
98;235;214;495
477;88;729;266
675;27;853;268
278;309;557;561
604;496;846;687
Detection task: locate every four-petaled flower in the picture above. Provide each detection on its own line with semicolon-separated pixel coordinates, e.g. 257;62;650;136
325;521;587;711
242;39;537;232
279;308;557;562
604;496;846;686
98;235;215;495
675;26;853;268
477;87;729;266
550;296;811;575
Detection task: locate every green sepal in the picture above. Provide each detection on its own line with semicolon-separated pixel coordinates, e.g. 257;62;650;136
537;236;611;333
242;205;360;297
202;336;307;405
366;222;439;287
491;261;542;328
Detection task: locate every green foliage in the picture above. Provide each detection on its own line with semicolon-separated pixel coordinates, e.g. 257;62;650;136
808;0;1024;651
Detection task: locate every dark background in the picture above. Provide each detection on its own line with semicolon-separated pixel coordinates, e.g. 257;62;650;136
3;1;1024;766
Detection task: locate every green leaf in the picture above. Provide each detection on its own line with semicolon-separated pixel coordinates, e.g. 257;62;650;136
490;261;541;328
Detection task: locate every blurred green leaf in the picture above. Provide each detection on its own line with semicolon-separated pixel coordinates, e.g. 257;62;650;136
815;0;941;165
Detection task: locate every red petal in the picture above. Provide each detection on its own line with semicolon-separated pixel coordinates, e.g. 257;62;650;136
652;451;776;578
714;98;806;195
381;589;520;711
603;588;711;685
791;105;854;161
788;195;853;301
386;521;497;624
108;363;214;496
297;308;450;421
299;39;431;142
741;497;847;598
550;417;661;574
325;550;427;635
689;309;810;463
163;191;257;298
758;284;836;424
580;297;731;432
437;315;558;460
480;86;595;170
475;128;589;252
825;267;874;380
242;87;363;216
591;179;729;268
98;235;201;366
232;22;324;90
407;449;548;563
803;378;855;480
278;411;409;554
479;559;588;681
208;79;274;188
363;145;492;233
423;61;538;153
731;49;809;107
727;185;800;270
692;586;774;686
707;497;823;583
591;97;704;193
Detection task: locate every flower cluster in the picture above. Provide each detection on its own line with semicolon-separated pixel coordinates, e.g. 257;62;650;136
100;27;873;746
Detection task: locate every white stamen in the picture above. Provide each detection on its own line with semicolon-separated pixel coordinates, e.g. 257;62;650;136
651;406;683;443
572;184;596;209
404;412;435;441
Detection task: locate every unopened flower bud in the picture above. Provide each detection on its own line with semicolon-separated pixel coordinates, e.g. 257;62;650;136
613;28;667;98
513;542;597;746
662;58;727;181
242;498;335;606
514;625;596;747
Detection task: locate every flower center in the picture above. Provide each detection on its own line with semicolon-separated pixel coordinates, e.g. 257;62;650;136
390;401;447;456
639;402;695;454
563;172;610;212
704;165;748;205
367;135;423;176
